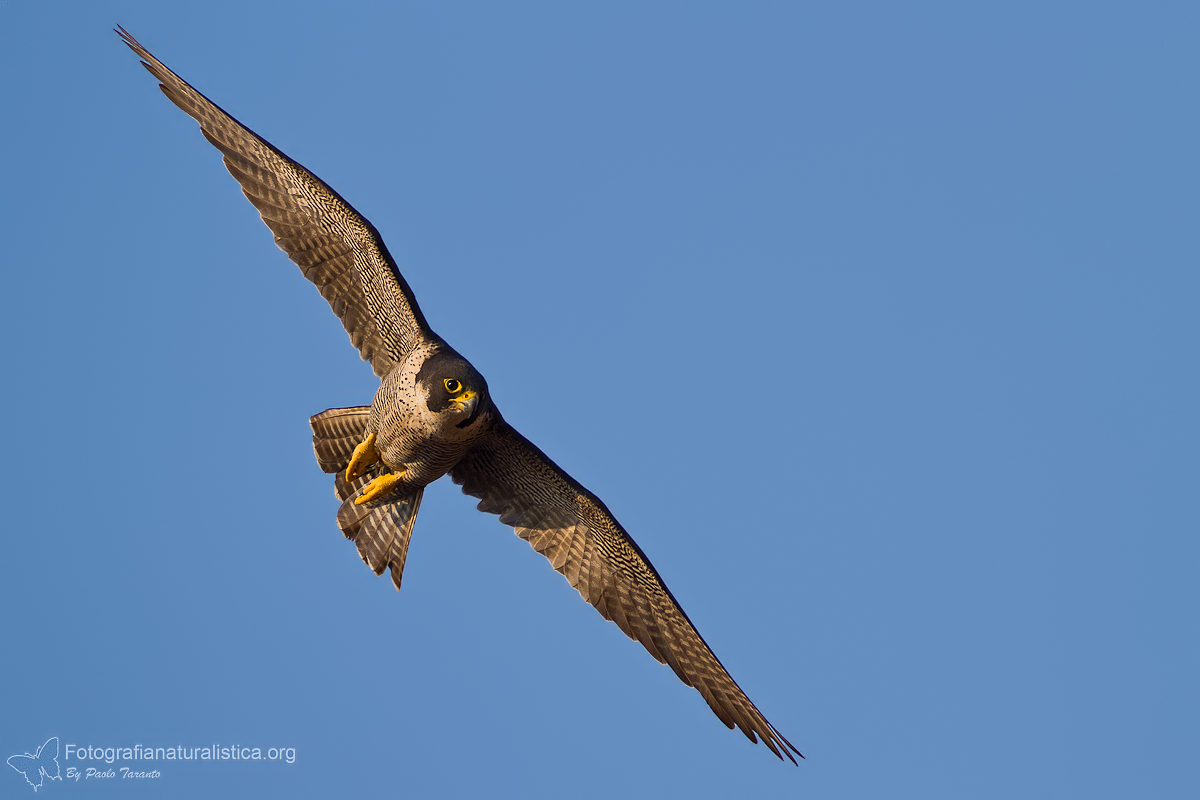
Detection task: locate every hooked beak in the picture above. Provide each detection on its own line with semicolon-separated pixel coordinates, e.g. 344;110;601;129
451;390;479;420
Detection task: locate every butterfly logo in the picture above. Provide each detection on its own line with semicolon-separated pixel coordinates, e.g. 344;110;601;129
7;737;61;791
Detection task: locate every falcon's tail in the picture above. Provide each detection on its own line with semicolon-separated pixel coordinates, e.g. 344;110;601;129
310;406;423;591
310;406;373;474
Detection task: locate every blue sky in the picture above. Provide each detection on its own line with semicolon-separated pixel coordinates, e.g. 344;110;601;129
2;2;1197;797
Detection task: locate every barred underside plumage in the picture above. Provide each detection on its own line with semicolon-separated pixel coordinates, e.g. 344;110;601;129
451;423;802;764
117;26;432;377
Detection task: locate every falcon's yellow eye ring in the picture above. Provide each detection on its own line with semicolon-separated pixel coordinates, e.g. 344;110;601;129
444;378;462;394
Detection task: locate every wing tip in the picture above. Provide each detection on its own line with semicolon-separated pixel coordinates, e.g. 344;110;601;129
767;725;804;764
114;25;149;60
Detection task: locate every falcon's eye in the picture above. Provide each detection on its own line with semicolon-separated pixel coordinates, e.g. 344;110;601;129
444;378;462;394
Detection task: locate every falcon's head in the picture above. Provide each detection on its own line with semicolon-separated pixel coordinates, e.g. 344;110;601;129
416;348;489;431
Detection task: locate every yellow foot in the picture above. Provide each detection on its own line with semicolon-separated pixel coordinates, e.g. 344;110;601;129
355;471;406;505
346;432;380;482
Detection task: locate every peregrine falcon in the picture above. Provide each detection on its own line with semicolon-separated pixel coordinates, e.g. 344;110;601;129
119;27;802;763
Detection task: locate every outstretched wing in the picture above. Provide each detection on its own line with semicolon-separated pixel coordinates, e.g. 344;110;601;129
118;28;432;376
449;422;802;762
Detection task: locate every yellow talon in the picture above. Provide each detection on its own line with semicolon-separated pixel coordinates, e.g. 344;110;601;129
346;432;380;482
355;471;405;505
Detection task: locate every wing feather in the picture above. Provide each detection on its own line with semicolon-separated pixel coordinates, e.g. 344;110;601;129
450;422;802;762
118;27;432;376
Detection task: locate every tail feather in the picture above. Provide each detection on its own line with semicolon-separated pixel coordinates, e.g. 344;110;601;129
335;484;423;591
310;406;372;474
311;406;423;591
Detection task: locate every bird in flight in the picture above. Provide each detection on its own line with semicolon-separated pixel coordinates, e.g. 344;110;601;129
118;27;801;763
